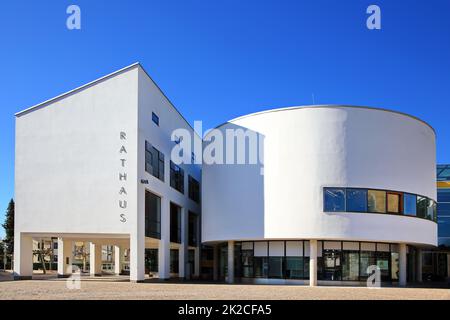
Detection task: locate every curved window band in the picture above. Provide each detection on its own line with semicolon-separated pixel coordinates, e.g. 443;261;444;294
323;187;437;222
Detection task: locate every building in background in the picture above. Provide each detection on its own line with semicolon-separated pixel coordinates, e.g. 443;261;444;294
421;165;450;282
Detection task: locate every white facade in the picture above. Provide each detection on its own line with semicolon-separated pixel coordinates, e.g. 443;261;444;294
14;63;201;282
202;106;437;285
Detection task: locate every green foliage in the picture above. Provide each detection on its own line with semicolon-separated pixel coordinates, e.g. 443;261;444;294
2;199;14;254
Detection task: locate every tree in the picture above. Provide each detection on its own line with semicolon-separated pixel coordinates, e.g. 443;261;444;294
2;199;14;255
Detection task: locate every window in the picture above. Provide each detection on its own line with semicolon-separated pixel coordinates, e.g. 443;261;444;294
427;199;436;221
342;250;359;281
145;249;158;272
387;192;402;214
170;249;179;273
254;257;268;278
170;161;184;193
241;243;254;278
188;211;198;247
324;188;345;212
145;141;164;181
403;193;417;216
417;196;427;219
359;251;376;280
346;189;367;212
368;190;386;213
145;191;161;239
188;175;200;203
152;112;159;126
170;203;181;244
53;242;58;250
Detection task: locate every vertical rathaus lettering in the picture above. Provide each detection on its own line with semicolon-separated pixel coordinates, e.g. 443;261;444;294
119;131;128;222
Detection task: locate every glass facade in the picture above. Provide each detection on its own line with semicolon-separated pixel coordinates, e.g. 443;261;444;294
234;240;399;282
437;165;450;247
324;187;437;222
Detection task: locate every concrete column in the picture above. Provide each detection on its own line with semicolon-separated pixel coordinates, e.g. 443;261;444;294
416;248;422;283
227;240;234;284
213;244;219;281
130;188;146;282
57;238;72;278
399;243;407;287
179;207;187;279
309;240;318;287
114;245;123;275
13;233;33;280
89;242;102;276
159;198;170;279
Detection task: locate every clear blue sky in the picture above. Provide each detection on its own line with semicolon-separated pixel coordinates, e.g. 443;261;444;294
1;0;450;237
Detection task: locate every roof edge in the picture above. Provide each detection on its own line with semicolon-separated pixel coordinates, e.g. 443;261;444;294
210;105;435;135
15;62;141;117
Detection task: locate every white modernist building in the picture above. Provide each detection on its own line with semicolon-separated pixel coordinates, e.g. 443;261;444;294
14;63;438;286
202;106;438;286
14;63;201;282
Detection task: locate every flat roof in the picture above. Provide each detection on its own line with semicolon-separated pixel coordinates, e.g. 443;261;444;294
211;104;435;135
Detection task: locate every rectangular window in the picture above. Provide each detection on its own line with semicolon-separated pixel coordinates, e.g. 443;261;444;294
241;246;254;278
170;161;184;193
368;190;386;213
145;249;158;273
188;175;200;203
254;257;268;278
417;196;427;219
145;141;164;181
359;251;376;280
342;251;359;281
152;112;159;126
404;193;417;216
145;191;161;239
346;189;368;212
170;203;181;244
324;188;345;212
387;192;402;214
426;199;436;221
170;249;179;273
268;257;284;278
285;257;303;279
188;211;198;247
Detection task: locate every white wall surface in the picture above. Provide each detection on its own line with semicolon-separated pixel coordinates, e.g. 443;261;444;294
15;66;139;236
202;106;437;246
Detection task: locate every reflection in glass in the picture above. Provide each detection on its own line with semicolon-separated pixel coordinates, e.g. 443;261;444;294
268;257;283;278
346;189;368;212
387;193;401;213
368;190;386;213
342;251;359;281
285;257;303;279
417;196;428;219
404;193;417;216
324;188;345;212
359;251;376;280
254;257;268;278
